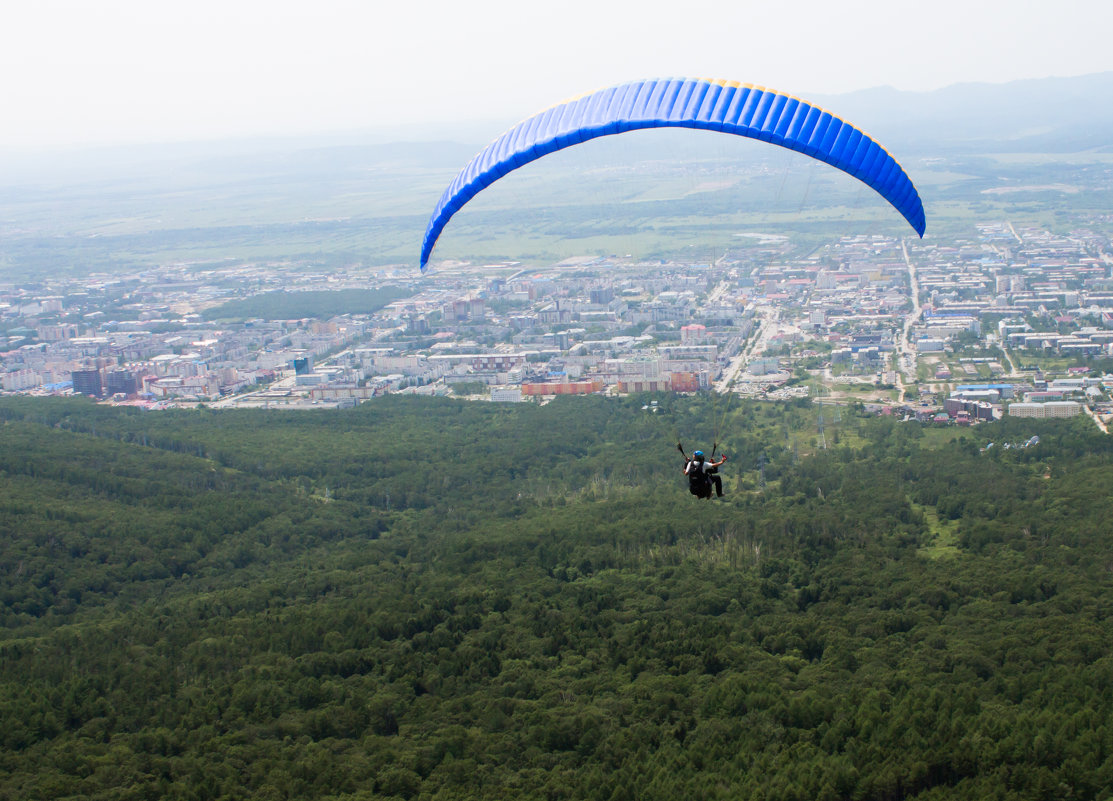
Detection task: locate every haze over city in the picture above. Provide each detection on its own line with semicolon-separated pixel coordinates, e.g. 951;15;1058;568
3;0;1113;151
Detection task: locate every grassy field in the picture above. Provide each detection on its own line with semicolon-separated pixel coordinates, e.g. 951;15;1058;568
5;138;1111;277
913;501;963;559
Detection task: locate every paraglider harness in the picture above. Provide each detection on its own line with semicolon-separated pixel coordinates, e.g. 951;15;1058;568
688;461;717;499
679;444;723;499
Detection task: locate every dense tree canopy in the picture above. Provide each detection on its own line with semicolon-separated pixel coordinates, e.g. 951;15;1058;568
0;396;1111;800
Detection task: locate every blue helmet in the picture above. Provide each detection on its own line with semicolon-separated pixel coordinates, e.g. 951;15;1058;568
694;450;704;459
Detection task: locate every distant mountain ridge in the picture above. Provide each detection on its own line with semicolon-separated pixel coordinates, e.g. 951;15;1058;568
3;73;1110;188
814;71;1113;153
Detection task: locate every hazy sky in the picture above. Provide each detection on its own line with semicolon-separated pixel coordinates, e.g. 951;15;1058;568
4;0;1112;151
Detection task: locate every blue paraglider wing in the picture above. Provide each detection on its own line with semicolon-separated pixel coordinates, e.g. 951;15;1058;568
420;78;926;270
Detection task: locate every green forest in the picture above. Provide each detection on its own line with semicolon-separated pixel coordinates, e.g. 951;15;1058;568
0;395;1111;800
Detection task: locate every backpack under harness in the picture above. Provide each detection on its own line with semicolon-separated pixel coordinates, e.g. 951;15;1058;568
687;460;713;498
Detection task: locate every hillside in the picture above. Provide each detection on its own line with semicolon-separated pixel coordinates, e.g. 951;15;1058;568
1;396;1112;799
815;72;1113;154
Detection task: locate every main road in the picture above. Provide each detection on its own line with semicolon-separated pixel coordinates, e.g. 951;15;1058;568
715;304;778;393
893;238;923;403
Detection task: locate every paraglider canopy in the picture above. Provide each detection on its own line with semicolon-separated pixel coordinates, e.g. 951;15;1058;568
419;78;926;271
